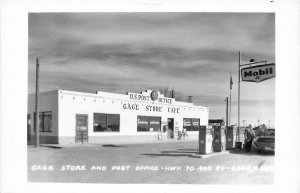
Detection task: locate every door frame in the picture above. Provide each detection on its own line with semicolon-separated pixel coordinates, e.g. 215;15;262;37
167;118;174;139
75;114;89;143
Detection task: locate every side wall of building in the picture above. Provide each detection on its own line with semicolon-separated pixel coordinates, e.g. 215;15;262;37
27;91;59;144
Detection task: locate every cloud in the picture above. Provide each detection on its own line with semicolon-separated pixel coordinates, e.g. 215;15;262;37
28;12;275;126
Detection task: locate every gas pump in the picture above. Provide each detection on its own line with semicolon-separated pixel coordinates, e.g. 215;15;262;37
198;126;213;154
212;126;223;152
225;126;236;150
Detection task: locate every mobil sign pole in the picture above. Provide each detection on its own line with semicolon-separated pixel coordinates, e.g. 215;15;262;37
237;51;275;143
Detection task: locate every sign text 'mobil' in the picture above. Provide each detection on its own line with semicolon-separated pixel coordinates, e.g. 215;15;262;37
241;63;275;83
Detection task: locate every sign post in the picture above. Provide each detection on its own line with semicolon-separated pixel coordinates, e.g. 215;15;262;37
238;52;241;143
35;58;39;147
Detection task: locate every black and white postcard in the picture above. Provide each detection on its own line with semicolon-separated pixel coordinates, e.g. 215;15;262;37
1;0;300;193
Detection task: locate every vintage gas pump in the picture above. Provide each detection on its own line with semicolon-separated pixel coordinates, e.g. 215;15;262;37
225;126;236;150
212;126;223;152
198;126;213;154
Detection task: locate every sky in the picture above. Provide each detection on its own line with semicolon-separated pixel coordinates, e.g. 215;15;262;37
28;12;275;127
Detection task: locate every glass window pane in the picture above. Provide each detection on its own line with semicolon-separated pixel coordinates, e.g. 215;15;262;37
44;111;52;116
137;116;161;132
192;119;200;131
137;116;149;132
107;114;120;132
148;117;161;132
39;113;43;132
77;115;87;126
44;113;52;132
33;112;52;132
183;118;192;131
93;113;107;132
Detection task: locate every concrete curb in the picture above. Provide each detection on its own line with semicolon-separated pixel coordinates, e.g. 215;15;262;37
189;150;230;159
37;139;199;149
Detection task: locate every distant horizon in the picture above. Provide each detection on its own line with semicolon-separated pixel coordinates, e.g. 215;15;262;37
28;12;275;127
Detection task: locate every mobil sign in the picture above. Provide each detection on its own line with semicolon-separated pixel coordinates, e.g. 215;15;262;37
241;63;275;83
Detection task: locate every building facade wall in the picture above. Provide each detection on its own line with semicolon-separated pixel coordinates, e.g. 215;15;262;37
28;89;209;144
57;90;208;144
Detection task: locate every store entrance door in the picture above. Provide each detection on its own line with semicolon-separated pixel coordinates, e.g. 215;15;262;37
27;114;31;142
75;114;88;143
167;118;174;139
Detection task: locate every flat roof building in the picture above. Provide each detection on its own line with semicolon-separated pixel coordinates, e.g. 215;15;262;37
27;89;209;144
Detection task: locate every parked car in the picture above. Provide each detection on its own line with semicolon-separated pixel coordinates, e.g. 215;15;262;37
267;128;275;136
251;135;275;153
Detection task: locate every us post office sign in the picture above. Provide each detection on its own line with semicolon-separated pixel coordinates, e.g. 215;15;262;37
241;63;275;83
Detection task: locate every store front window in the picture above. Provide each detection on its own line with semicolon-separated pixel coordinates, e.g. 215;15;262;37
94;113;120;132
183;118;200;131
34;111;52;132
137;116;161;132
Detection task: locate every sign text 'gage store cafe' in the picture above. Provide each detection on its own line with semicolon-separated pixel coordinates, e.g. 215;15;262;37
27;89;209;144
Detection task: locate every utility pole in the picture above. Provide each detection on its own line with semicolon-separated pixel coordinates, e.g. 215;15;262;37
229;72;232;126
238;51;241;142
35;58;40;147
225;97;228;127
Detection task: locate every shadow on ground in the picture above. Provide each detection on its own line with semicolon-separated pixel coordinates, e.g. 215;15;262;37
229;150;275;156
142;148;199;157
101;144;126;147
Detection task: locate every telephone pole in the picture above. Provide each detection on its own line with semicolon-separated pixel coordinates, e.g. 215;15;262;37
225;97;228;127
238;51;241;142
35;58;40;147
229;72;232;126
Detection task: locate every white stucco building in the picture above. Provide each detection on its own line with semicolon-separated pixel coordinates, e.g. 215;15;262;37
27;89;209;144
